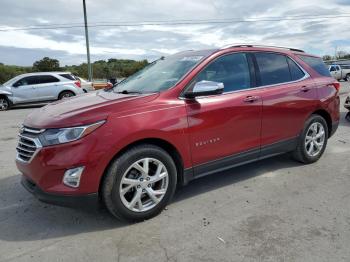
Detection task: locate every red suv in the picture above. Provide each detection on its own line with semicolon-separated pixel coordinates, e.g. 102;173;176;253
17;45;340;222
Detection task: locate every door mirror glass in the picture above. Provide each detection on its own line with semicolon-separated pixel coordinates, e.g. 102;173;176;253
184;80;224;98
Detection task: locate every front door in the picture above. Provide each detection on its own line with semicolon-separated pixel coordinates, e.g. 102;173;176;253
11;76;40;104
184;52;263;176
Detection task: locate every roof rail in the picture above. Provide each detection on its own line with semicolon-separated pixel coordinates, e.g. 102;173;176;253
220;44;305;53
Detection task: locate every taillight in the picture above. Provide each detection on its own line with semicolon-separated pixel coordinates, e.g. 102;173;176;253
332;82;340;92
74;81;81;88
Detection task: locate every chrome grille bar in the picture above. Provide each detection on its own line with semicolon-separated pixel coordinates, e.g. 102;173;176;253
16;126;44;163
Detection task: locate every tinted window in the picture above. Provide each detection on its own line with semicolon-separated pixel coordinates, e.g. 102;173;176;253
60;74;76;81
297;55;331;77
115;53;205;93
196;53;251;92
38;75;60;84
329;66;336;72
287;57;305;80
13;76;38;87
255;53;291;86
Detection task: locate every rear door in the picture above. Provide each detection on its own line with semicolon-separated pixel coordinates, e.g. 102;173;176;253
254;52;318;150
185;52;263;175
11;76;40;103
35;75;60;101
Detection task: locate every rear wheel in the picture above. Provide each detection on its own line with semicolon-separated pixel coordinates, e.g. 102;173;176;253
292;115;328;164
58;91;75;100
346;74;350;82
102;144;177;222
0;96;10;111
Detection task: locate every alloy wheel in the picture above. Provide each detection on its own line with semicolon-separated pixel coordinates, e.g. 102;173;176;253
119;158;169;212
62;93;73;98
0;98;9;111
304;122;325;157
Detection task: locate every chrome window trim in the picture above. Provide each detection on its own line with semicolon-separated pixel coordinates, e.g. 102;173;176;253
179;52;310;100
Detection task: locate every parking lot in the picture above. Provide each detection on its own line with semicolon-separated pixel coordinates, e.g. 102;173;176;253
0;83;349;262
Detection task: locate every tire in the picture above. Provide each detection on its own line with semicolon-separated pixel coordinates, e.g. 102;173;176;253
102;144;177;222
58;91;75;100
0;96;10;111
292;114;328;164
346;74;350;82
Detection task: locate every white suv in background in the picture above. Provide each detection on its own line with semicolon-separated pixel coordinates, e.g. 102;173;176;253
0;72;85;111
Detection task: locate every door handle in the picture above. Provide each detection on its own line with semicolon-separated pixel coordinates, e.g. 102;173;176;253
301;86;310;92
243;96;260;103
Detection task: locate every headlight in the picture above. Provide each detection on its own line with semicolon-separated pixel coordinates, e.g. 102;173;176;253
38;120;105;146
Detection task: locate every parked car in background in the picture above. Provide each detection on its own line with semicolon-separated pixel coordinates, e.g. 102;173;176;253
329;64;350;81
58;73;95;93
75;76;95;92
93;80;113;90
345;95;350;111
0;72;84;111
17;45;339;222
345;94;350;121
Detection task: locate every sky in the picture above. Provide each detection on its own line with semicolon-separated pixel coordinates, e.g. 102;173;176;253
0;0;350;66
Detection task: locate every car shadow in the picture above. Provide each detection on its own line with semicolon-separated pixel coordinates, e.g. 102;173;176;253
10;104;44;110
0;153;301;242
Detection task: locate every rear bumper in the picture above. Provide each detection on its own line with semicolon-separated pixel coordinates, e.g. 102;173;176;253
21;175;99;209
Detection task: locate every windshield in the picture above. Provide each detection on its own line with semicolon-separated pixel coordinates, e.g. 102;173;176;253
113;53;204;94
3;75;21;86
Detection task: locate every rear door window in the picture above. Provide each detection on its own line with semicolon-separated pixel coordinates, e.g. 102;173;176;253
255;53;291;86
297;55;331;77
287;57;305;81
38;75;60;84
59;74;76;81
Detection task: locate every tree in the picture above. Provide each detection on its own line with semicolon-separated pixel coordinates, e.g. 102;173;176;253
33;57;60;72
322;55;332;61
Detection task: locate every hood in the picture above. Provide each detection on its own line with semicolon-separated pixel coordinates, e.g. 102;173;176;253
0;85;11;94
24;90;159;128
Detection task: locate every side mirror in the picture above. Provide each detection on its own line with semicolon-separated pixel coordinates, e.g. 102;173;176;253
184;80;224;99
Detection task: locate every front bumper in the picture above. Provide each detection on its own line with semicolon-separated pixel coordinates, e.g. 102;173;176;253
21;175;99;208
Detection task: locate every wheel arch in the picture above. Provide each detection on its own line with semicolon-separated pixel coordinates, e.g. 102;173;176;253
311;109;332;137
0;94;12;106
98;137;185;197
58;90;76;99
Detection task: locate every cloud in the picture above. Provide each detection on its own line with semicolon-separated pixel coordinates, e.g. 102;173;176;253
0;0;350;65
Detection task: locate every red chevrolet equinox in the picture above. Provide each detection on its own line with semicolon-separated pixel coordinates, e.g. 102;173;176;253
17;45;340;222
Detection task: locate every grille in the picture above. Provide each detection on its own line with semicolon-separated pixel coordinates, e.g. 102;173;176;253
16;126;44;163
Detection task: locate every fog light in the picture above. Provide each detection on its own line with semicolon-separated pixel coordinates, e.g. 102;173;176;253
63;167;84;188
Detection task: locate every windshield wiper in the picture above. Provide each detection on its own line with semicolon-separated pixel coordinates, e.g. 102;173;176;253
116;90;142;94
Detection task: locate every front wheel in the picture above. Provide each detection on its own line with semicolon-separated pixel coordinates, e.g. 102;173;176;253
102;144;177;222
0;96;10;111
292;115;328;164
